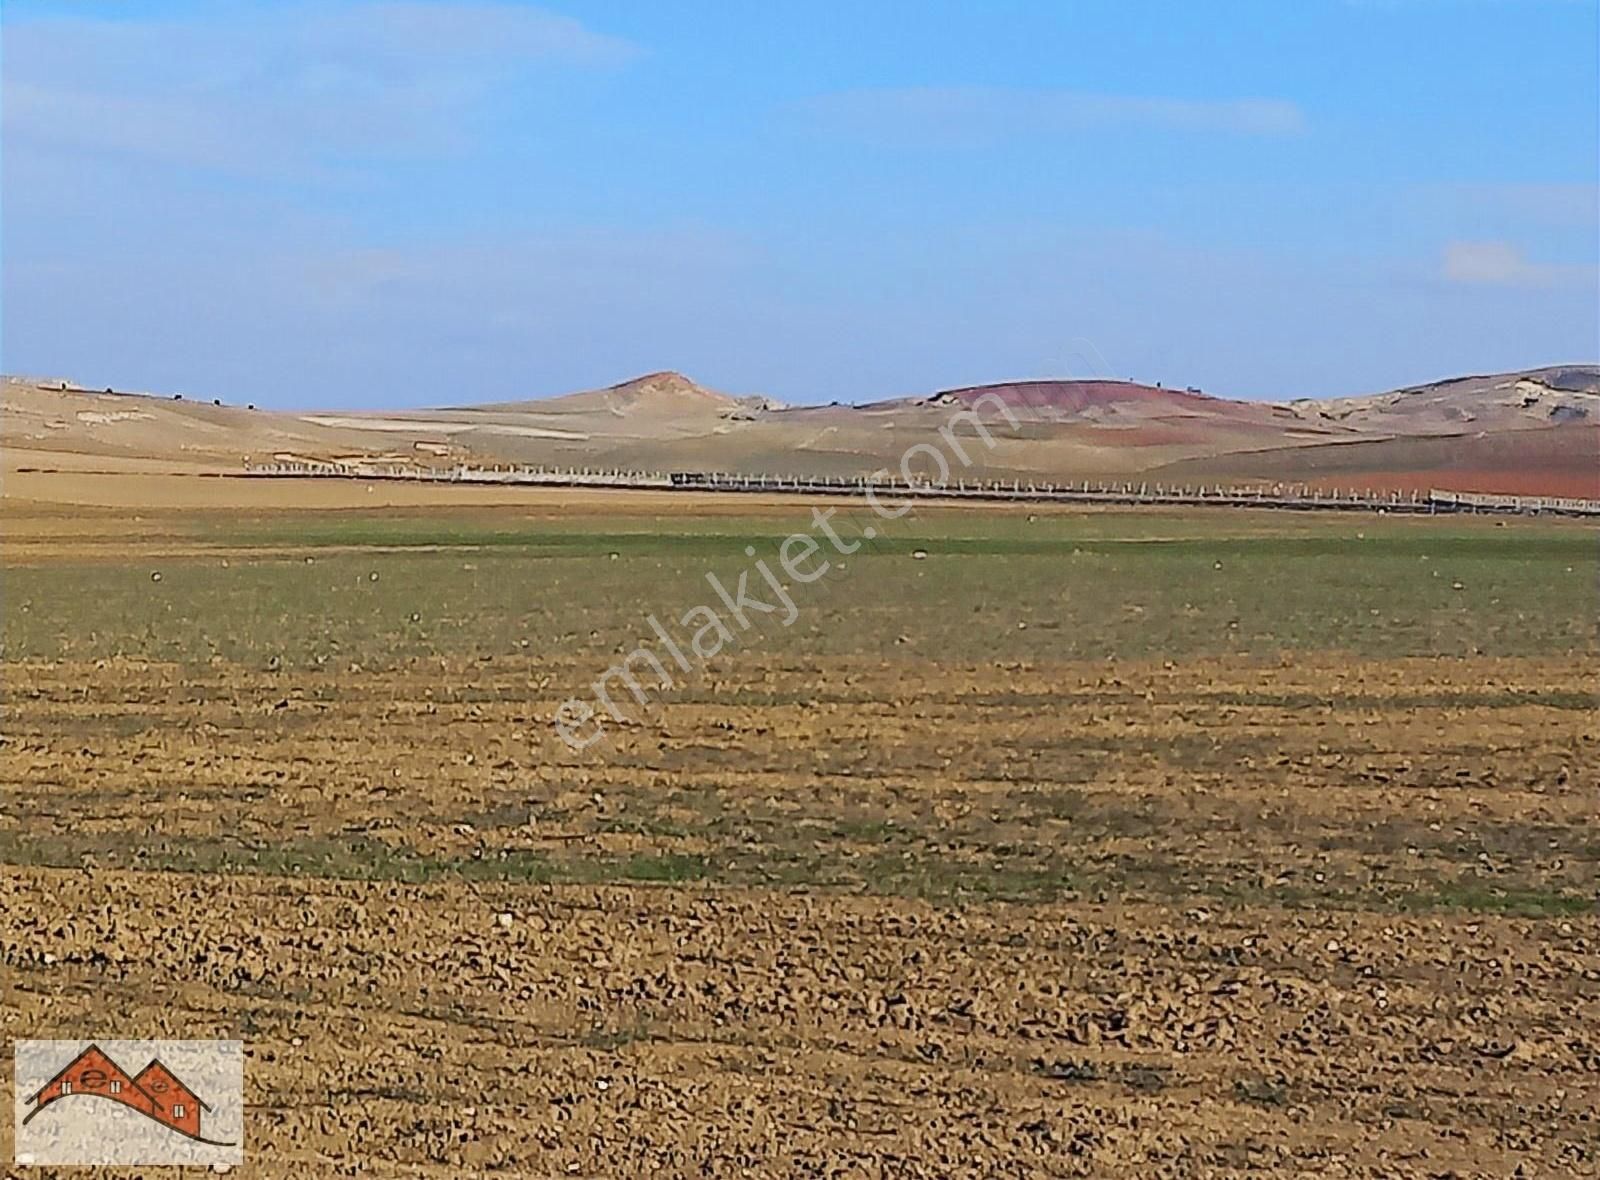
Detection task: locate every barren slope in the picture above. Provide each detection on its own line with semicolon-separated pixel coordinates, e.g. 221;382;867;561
1286;365;1600;434
5;365;1596;496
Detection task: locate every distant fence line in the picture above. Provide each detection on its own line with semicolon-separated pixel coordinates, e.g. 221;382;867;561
238;461;1600;517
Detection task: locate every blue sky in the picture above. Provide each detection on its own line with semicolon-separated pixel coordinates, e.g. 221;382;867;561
3;0;1596;408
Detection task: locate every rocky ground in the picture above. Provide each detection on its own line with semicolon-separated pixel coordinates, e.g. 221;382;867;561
2;494;1596;1176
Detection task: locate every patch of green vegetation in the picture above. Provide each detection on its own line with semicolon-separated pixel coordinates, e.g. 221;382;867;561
227;512;1600;563
830;818;903;843
1119;1066;1170;1095
1205;689;1597;711
1395;882;1594;917
6;506;1594;664
0;832;688;889
596;816;697;840
1234;1075;1291;1107
1033;1058;1102;1085
1017;788;1090;821
850;851;1085;903
2;827;1592;917
1209;878;1594;918
620;853;709;882
578;1020;656;1052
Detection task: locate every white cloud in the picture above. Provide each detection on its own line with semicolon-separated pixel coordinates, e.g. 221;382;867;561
307;1;636;65
799;86;1307;143
0;3;639;175
1440;240;1586;286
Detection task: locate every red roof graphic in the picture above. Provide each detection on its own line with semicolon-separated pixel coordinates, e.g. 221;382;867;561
23;1044;233;1147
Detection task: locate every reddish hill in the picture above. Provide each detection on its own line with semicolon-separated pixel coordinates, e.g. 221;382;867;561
938;379;1218;413
874;379;1303;429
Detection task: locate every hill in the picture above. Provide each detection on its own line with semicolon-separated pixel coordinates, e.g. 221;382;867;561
1285;366;1599;434
469;371;746;415
4;366;1596;497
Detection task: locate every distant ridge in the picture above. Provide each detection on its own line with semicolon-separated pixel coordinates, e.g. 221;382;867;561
935;378;1210;408
926;378;1286;425
1287;365;1600;433
4;364;1596;498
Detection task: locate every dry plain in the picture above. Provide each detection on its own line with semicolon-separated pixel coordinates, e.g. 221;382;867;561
2;475;1597;1177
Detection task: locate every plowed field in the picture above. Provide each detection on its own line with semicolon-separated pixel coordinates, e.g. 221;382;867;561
3;492;1597;1176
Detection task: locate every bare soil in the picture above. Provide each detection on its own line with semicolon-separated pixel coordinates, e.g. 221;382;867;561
2;492;1596;1177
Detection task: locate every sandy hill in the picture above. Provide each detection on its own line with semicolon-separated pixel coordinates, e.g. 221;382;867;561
1286;366;1600;434
471;371;744;416
4;365;1596;497
1;378;393;471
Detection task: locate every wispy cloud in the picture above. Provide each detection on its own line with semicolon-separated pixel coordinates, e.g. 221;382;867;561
1445;182;1600;227
797;86;1308;144
307;1;637;65
1;3;639;176
1440;240;1590;286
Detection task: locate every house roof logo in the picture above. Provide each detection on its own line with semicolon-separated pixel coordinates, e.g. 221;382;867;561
14;1039;243;1166
23;1043;234;1147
